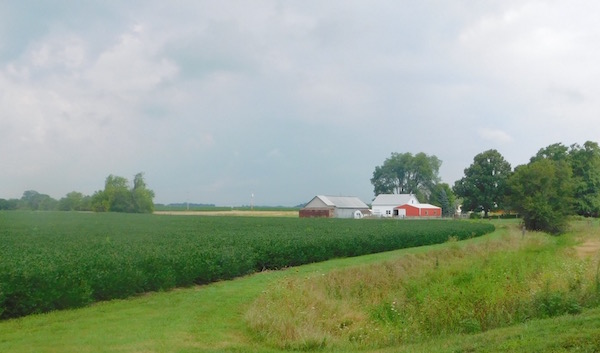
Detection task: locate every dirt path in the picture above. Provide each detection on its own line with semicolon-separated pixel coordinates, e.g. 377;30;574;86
575;239;600;259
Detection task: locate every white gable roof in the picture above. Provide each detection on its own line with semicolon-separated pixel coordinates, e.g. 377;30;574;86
396;203;441;209
304;195;369;209
372;194;418;206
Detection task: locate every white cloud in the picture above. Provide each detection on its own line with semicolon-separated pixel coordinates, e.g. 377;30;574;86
478;128;513;144
85;27;178;96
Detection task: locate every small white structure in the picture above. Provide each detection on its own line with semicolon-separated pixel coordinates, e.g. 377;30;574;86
371;194;419;217
300;195;370;219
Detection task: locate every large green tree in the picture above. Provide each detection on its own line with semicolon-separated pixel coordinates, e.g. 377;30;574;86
91;173;155;213
530;141;600;217
507;159;574;234
132;172;155;213
569;141;600;217
371;152;441;198
453;149;512;217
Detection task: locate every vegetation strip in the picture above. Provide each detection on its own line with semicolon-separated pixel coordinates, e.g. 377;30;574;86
0;211;493;319
245;221;600;351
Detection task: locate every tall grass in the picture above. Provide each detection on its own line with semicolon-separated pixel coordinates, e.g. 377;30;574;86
245;223;600;350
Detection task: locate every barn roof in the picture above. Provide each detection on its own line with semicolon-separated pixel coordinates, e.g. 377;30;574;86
372;194;418;206
305;195;369;209
395;203;441;209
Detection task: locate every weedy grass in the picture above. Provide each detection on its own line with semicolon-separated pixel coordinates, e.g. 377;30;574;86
245;220;600;351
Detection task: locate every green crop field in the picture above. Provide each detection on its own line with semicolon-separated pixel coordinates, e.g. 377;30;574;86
0;211;493;319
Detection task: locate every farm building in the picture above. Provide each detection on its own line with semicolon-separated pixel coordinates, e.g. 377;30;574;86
371;194;419;217
395;203;442;218
299;195;370;219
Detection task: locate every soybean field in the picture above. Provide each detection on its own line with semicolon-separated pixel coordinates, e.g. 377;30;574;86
0;211;494;319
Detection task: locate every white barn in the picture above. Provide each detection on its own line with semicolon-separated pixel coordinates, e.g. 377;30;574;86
371;194;419;217
300;195;370;219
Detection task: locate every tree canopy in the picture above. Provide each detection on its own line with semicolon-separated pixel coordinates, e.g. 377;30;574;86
92;173;155;213
569;141;600;217
453;149;512;217
529;141;600;217
371;152;441;199
507;159;574;234
58;191;91;211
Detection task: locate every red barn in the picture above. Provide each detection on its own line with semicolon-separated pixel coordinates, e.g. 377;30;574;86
395;203;442;218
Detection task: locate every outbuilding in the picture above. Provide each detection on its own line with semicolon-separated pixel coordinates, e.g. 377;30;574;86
395;203;442;218
299;195;370;219
371;194;419;217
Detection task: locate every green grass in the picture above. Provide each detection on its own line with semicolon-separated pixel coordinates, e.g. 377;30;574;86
0;219;599;352
245;221;600;350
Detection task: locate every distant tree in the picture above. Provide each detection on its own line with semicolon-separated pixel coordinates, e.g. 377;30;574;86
371;152;441;198
91;173;154;213
453;149;512;217
429;183;456;217
0;198;18;210
507;159;574;234
132;172;155;213
58;191;91;211
91;190;109;212
105;175;134;212
19;190;57;211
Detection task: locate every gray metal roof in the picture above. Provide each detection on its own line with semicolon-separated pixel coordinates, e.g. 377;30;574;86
307;195;369;209
372;194;418;206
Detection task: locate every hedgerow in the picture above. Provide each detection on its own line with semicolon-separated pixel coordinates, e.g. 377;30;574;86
0;212;494;319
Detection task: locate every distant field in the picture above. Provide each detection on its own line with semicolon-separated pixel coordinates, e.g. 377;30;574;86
0;211;493;319
153;204;300;213
154;210;298;217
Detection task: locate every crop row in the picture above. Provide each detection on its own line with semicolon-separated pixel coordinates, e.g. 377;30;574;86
0;212;494;319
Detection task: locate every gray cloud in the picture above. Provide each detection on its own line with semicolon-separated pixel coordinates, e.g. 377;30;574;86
1;1;599;205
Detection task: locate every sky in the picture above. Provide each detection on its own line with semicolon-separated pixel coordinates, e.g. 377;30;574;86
1;1;600;206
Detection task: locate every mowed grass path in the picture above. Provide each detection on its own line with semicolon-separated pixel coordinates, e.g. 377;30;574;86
1;220;599;352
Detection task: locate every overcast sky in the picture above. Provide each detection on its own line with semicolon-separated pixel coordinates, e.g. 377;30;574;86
1;1;599;206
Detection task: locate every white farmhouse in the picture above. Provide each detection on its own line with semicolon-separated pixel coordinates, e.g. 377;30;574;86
371;194;419;217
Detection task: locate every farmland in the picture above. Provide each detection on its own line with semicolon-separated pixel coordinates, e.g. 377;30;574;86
0;211;493;319
0;219;599;353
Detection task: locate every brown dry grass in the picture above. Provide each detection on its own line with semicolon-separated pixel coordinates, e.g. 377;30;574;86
575;239;600;259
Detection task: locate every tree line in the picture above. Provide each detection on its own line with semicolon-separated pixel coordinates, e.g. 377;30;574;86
371;141;600;234
0;172;155;213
